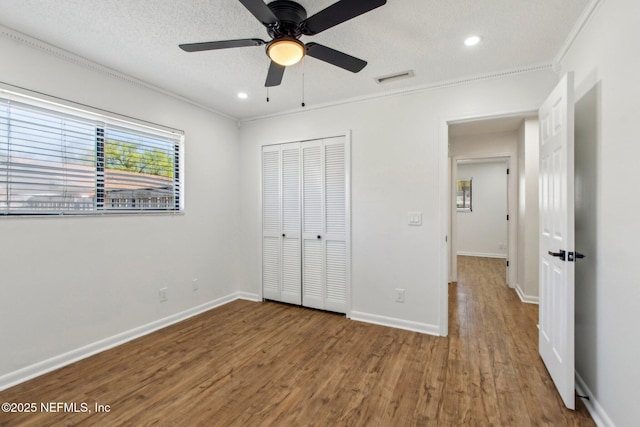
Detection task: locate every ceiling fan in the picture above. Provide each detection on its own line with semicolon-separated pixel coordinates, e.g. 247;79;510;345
179;0;387;87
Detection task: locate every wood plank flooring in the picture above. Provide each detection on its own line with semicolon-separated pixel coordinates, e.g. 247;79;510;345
0;256;594;426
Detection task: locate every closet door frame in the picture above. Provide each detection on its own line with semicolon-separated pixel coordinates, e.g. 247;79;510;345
259;131;351;317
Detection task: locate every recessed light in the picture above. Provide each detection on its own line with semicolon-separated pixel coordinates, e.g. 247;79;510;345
237;92;248;100
464;36;481;47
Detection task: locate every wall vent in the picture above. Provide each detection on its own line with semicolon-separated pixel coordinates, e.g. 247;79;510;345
375;70;415;84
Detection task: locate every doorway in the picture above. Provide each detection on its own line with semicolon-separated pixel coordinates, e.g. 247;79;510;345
447;115;526;288
453;157;510;283
440;76;576;410
440;112;541;334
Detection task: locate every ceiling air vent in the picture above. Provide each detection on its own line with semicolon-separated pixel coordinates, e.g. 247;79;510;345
374;70;415;84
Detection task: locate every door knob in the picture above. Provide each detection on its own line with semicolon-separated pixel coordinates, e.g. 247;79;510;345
548;250;566;261
317;235;321;239
282;233;286;237
568;251;585;262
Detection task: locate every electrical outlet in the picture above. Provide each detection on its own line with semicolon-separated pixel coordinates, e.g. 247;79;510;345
192;278;199;291
159;287;168;302
395;288;405;303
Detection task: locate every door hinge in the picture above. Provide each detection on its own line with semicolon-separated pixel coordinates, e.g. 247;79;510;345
507;214;509;221
506;168;510;175
506;260;510;267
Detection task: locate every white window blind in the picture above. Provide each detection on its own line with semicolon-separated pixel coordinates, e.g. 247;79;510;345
0;92;183;215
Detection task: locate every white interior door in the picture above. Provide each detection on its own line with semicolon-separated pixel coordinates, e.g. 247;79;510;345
538;72;575;409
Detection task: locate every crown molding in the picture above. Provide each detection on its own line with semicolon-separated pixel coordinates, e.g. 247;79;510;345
239;63;554;124
553;0;604;68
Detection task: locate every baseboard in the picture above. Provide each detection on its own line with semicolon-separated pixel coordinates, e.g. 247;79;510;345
575;371;615;427
457;251;507;259
350;311;441;336
0;291;259;392
234;291;261;302
515;284;539;304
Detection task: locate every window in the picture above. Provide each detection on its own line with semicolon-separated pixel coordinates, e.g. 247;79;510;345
456;178;472;212
0;91;183;215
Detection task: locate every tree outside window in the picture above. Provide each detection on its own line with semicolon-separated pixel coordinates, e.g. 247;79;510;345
457;178;472;212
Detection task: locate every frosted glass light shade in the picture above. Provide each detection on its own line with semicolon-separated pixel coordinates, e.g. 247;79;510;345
267;39;305;66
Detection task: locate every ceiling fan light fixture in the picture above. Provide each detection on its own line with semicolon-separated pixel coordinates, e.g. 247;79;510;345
179;0;387;87
267;38;305;66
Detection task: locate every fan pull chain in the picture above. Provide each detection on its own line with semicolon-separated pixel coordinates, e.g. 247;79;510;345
266;87;270;103
301;57;306;107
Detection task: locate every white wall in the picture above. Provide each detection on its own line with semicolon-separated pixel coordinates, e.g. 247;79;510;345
0;32;243;383
456;161;508;258
558;0;640;425
449;130;519;285
449;131;518;159
516;118;540;301
239;70;558;334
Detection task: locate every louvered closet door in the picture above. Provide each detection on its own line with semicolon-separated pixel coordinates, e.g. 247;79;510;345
301;136;349;313
262;144;302;304
280;143;302;304
262;145;282;301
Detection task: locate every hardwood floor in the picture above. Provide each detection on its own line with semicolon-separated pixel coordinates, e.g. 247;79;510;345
0;256;594;426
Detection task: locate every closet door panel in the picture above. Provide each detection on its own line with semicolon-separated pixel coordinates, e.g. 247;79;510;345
262;146;282;301
262;148;281;234
324;137;348;312
302;144;323;234
303;239;324;309
282;144;301;235
262;237;281;299
301;141;325;309
281;238;301;304
325;240;347;312
281;143;302;304
324;141;346;235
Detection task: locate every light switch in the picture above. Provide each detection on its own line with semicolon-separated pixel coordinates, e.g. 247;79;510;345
408;211;422;226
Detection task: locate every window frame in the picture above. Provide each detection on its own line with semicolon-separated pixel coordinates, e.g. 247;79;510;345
0;88;184;216
456;177;472;212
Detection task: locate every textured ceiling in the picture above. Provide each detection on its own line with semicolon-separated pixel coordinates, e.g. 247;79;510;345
0;0;591;120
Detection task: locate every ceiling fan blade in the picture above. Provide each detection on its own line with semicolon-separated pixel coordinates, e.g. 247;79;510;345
179;38;265;52
265;61;285;87
238;0;278;26
305;43;367;73
301;0;386;35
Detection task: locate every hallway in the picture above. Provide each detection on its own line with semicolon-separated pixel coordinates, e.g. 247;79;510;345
447;255;593;425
